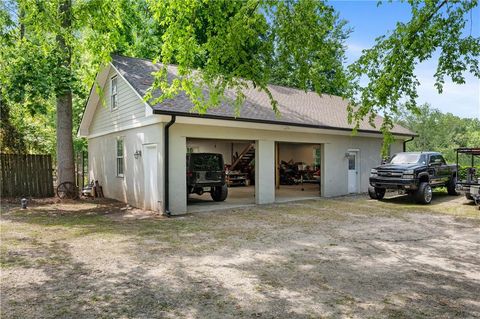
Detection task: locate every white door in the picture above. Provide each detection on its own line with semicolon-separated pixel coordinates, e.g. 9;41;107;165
347;151;359;193
143;144;158;211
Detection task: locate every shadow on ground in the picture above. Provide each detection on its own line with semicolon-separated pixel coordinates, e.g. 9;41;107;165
1;195;479;318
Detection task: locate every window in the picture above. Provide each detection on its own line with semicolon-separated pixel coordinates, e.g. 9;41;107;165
348;154;356;170
390;153;422;164
429;154;446;165
111;76;118;110
116;138;124;177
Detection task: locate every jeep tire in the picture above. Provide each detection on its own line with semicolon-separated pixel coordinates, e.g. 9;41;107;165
211;184;228;202
368;186;386;200
415;182;432;204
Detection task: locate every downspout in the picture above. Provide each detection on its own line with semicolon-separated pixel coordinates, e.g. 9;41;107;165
164;115;176;216
403;136;414;152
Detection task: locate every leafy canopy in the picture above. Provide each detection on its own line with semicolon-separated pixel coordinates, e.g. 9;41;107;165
348;0;479;153
396;103;480;165
145;0;350;115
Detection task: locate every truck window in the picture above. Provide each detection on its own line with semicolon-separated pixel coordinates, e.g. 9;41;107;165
429;154;445;165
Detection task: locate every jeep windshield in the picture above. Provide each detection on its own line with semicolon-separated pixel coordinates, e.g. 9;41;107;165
389;153;426;165
191;154;223;171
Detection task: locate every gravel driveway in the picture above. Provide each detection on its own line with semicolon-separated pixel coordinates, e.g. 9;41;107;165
1;193;479;318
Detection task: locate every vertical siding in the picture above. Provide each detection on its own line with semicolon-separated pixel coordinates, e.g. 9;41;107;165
89;68;146;136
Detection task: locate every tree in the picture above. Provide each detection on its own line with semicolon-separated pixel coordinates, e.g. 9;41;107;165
270;0;351;96
395;103;480;163
348;0;479;153
1;0;126;185
145;0;350;114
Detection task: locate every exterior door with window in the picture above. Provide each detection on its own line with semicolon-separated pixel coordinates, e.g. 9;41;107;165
347;151;359;193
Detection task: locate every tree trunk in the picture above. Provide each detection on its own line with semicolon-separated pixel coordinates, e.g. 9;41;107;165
55;0;75;186
56;92;75;185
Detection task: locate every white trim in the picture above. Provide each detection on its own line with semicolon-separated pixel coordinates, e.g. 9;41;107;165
116;136;125;177
86;114;411;141
86;116;166;139
110;75;118;111
78;65;111;137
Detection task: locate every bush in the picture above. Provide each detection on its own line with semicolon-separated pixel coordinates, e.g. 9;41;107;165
457;165;480;181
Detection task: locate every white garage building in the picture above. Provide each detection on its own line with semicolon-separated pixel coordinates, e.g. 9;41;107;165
78;55;415;215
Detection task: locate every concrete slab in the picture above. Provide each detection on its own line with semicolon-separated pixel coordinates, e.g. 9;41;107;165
187;183;321;213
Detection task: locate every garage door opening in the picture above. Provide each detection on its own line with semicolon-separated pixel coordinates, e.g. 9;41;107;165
276;142;322;202
186;138;256;212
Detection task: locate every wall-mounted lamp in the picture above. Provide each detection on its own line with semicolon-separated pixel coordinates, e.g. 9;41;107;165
134;150;142;159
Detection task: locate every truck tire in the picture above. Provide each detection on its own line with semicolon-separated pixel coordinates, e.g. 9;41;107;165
466;193;473;200
415;182;432;204
446;175;458;195
368;186;386;200
211;184;228;202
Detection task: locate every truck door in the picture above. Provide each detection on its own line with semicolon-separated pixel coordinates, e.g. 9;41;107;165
428;154;446;185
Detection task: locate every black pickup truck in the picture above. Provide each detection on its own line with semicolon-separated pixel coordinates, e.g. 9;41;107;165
369;152;457;204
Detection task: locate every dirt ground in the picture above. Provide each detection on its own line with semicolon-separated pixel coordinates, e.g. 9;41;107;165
1;192;479;318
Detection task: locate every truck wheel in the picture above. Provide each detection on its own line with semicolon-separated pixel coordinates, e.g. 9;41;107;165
368;186;386;200
211;184;228;202
465;193;473;200
415;182;432;204
447;175;458;195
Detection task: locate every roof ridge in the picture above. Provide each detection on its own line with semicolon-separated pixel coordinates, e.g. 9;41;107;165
111;54;344;98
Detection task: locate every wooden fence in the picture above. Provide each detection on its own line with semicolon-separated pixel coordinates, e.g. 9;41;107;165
0;154;54;198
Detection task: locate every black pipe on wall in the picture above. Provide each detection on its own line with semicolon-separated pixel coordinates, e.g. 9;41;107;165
403;136;415;152
164;115;176;216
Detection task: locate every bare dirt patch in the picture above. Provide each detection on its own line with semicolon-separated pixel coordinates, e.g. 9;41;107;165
1;193;479;318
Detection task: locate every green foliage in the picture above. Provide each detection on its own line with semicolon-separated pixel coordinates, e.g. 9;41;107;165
348;0;479;150
0;0;131;155
145;0;350;115
396;103;480;164
1;0;477;162
270;0;351;96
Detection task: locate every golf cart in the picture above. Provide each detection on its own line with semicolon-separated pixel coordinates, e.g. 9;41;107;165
455;147;480;209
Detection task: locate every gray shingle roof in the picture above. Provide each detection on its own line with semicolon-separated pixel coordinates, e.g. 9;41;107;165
111;55;414;136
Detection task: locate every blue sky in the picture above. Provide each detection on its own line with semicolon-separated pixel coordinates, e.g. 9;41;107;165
330;0;480;119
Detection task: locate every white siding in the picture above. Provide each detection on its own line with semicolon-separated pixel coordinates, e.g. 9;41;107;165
89;68;145;136
88;123;164;210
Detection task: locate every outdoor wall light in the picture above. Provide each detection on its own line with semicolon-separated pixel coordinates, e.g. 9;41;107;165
134;150;142;159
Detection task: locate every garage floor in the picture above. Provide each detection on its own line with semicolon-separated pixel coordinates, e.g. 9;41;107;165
276;183;320;202
188;183;320;213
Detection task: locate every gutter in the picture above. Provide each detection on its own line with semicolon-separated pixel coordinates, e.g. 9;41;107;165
153;109;417;138
403;136;415;152
164;115;176;216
